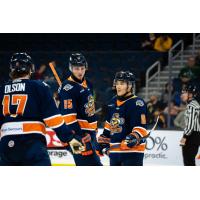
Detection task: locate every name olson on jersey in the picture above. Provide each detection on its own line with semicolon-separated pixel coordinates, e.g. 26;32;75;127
4;83;26;94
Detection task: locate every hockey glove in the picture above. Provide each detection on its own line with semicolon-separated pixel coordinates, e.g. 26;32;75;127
96;135;110;156
120;132;140;150
125;132;140;148
67;130;85;154
69;138;85;154
80;133;94;156
121;126;148;150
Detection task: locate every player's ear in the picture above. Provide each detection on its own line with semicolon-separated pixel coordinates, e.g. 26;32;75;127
28;68;33;78
131;84;135;94
128;84;132;92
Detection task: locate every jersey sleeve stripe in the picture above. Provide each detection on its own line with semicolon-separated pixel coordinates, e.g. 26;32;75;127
110;143;146;152
77;120;97;130
63;114;77;124
104;121;111;131
132;126;148;137
43;115;65;128
43;114;62;121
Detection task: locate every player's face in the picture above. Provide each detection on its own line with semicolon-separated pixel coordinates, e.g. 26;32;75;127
181;90;190;101
116;80;131;96
181;92;188;102
72;66;86;80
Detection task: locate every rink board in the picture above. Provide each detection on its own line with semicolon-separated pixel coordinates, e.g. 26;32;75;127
47;129;200;166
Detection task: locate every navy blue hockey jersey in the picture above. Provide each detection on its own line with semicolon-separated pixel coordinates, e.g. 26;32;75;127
0;79;73;144
58;76;97;136
102;95;148;153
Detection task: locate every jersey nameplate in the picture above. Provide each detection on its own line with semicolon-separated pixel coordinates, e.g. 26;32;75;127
4;83;26;94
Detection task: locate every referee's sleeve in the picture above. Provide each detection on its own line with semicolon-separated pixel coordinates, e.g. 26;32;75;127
184;105;196;137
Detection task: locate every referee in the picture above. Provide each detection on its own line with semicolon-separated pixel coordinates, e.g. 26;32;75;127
180;84;200;166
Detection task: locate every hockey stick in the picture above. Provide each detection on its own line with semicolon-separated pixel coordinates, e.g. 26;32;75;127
49;62;62;87
147;114;160;136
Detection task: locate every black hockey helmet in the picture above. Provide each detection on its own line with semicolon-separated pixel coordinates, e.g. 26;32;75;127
69;53;88;71
10;52;35;74
183;84;199;97
113;71;135;87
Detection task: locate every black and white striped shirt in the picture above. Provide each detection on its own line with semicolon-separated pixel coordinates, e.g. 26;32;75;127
184;99;200;136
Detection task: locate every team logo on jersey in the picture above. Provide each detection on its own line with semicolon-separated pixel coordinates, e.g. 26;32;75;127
136;100;144;107
110;113;125;134
84;95;95;117
63;84;73;91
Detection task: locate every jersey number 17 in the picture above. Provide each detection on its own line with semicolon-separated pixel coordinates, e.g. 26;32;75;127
2;94;28;117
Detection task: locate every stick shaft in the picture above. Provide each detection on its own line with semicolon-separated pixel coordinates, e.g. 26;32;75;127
49;62;62;86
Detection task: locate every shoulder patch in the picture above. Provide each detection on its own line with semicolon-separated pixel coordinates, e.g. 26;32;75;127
136;99;144;107
63;84;73;92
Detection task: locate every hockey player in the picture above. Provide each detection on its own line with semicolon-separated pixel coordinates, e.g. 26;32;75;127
58;53;102;166
97;71;148;166
0;53;84;166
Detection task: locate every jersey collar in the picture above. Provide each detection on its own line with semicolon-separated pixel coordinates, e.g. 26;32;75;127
116;95;137;107
68;76;88;88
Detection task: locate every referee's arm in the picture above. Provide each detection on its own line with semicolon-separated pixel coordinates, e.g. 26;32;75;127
183;105;196;137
